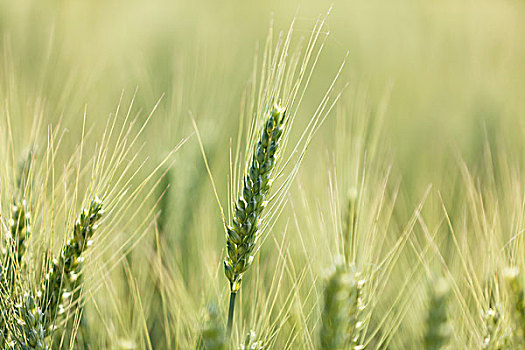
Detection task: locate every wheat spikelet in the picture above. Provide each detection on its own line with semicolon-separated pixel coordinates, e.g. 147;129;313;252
38;197;103;333
424;277;452;350
319;263;365;350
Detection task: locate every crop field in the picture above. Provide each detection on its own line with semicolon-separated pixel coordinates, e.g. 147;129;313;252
1;0;525;349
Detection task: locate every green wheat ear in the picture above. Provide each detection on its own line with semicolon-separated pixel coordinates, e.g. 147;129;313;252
3;148;35;290
38;197;103;334
2;199;32;293
224;104;286;333
424;277;452;350
503;267;525;347
13;293;49;350
482;305;511;350
10;200;32;265
319;262;365;350
224;104;286;293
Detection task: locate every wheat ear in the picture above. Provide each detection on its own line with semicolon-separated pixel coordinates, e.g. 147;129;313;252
482;305;511;350
12;292;49;350
503;267;525;347
424;277;452;350
199;303;226;350
224;104;286;334
3;200;32;290
38;197;103;334
319;263;365;350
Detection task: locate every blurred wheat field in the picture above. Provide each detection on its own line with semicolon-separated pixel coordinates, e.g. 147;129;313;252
1;0;525;349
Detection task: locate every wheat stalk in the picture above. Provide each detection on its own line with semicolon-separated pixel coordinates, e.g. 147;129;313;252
343;187;358;265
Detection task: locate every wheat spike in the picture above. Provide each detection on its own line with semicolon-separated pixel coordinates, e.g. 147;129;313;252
199;303;226;350
38;197;103;334
503;267;525;347
482;306;511;350
224;104;286;333
424;277;452;350
319;263;365;350
224;104;286;293
12;292;49;350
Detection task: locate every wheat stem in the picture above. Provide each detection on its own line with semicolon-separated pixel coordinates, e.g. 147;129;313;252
226;291;236;336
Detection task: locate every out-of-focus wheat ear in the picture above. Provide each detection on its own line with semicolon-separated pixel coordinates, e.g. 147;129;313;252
503;267;525;346
38;197;103;334
4;148;35;289
319;262;365;350
2;199;32;292
424;277;452;350
224;104;287;334
199;303;226;350
482;305;511;350
13;292;49;350
343;187;358;265
11;200;31;265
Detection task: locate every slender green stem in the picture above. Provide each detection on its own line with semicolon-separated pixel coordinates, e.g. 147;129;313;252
227;291;237;336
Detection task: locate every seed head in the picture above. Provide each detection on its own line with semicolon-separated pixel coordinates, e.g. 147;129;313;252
224;105;286;293
319;262;366;350
38;197;103;333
